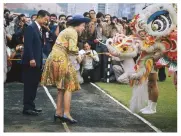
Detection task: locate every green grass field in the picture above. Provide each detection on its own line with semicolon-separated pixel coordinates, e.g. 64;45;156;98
96;75;177;132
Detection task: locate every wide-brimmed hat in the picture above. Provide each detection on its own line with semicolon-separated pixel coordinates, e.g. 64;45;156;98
67;14;90;25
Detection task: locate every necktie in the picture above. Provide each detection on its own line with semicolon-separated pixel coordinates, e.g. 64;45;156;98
40;28;42;38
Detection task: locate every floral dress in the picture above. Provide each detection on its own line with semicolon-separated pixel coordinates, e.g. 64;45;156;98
41;27;80;92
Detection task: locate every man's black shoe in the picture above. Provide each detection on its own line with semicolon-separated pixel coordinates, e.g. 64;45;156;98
33;108;42;112
22;110;39;116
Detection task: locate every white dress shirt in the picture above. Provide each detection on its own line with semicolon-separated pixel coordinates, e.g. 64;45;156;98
81;50;99;70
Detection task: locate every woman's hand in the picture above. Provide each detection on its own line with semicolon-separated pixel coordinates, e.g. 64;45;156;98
105;52;113;57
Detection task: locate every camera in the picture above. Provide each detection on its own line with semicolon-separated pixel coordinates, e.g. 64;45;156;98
97;18;101;24
85;52;91;55
4;14;13;21
50;19;56;25
50;20;54;23
59;20;66;25
4;12;9;19
103;19;108;23
4;16;14;27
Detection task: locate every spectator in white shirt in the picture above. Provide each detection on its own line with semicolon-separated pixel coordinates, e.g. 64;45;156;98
80;42;99;83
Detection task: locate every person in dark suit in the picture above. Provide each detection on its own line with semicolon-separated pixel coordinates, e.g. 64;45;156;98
22;10;50;115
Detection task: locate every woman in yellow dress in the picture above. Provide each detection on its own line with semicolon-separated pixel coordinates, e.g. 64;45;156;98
41;15;90;123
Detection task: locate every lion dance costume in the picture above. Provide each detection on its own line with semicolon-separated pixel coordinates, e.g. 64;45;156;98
106;4;177;114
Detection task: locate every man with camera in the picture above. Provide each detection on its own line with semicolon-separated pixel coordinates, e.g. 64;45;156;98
102;14;123;38
111;16;124;36
42;14;58;56
94;12;110;82
4;9;19;39
6;13;29;82
49;14;58;34
4;9;20;82
4;9;11;82
14;14;27;32
55;14;67;36
4;9;13;28
78;10;96;50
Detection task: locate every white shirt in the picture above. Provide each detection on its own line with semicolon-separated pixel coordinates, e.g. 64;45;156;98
81;50;99;70
35;21;41;31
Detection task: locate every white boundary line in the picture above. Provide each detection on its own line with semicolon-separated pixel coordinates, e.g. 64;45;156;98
90;82;162;132
42;86;57;109
42;86;70;132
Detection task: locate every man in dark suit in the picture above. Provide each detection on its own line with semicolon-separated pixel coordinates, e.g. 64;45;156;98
22;10;50;115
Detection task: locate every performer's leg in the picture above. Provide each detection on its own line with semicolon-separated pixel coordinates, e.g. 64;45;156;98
150;73;159;102
140;82;152;112
56;89;64;116
142;73;158;114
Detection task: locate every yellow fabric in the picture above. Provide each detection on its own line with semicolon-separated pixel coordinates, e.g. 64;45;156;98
55;27;79;53
41;27;80;92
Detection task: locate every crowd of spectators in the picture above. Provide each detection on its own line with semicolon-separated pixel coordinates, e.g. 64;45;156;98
4;8;166;84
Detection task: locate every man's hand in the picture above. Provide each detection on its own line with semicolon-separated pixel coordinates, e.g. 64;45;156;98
30;59;36;67
42;25;50;32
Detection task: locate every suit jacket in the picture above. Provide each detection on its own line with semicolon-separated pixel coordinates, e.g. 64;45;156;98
22;22;44;68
